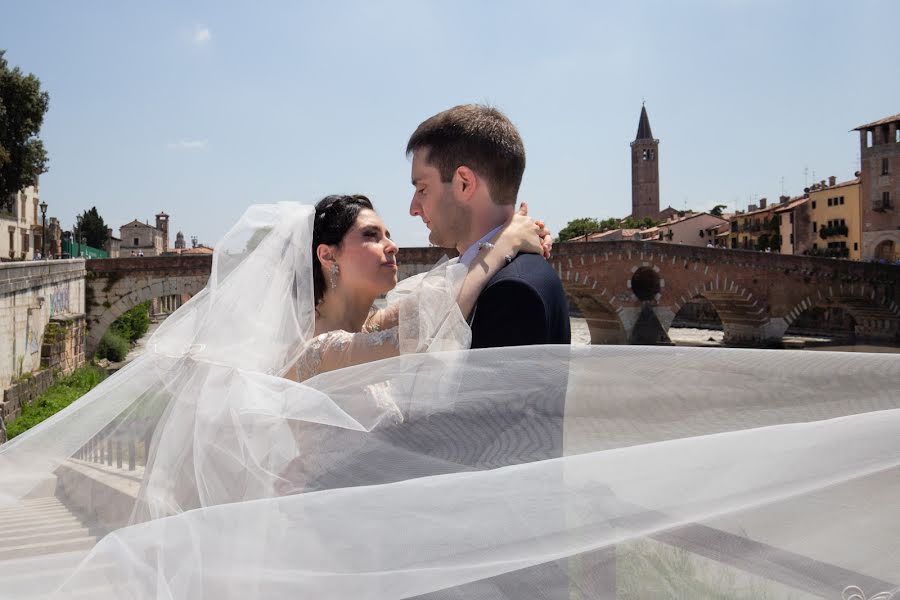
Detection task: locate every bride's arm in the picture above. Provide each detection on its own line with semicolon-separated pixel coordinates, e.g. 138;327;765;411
455;212;543;320
363;303;401;333
364;210;544;331
289;329;401;381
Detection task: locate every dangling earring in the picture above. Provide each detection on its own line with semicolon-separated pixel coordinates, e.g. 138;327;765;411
330;264;339;290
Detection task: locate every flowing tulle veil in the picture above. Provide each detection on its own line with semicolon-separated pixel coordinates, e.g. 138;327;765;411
1;202;899;599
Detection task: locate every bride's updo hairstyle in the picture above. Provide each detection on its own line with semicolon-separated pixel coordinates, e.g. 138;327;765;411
312;194;374;304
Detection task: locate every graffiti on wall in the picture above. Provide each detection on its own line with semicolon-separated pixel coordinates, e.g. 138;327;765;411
49;285;71;316
26;314;40;354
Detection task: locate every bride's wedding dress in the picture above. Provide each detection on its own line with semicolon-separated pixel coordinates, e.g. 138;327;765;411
0;202;899;600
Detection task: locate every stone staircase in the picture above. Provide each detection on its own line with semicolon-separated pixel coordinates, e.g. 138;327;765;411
0;496;103;598
0;497;98;561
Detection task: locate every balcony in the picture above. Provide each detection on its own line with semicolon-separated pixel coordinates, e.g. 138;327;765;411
819;225;849;239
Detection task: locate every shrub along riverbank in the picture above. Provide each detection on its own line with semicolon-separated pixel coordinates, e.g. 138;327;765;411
4;365;108;439
96;302;151;362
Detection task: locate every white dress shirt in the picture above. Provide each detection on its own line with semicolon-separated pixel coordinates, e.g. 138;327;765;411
458;225;504;267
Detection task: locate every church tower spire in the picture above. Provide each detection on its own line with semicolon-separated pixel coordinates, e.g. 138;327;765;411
630;104;660;220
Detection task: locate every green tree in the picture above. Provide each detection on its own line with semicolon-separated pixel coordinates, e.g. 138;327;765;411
75;207;109;249
557;217;601;242
599;217;620;230
710;204;727;217
621;216;659;229
0;50;49;211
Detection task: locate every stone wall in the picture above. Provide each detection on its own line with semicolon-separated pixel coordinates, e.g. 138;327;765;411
41;315;86;374
0;313;86;443
1;259;86;389
396;246;456;281
1;368;55;429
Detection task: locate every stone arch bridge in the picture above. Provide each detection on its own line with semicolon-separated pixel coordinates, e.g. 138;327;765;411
85;256;211;355
84;244;899;354
551;241;899;345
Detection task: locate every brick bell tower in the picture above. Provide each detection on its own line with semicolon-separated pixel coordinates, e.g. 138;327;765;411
630;104;660;220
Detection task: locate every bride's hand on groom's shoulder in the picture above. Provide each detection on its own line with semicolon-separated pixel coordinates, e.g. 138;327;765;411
517;202;554;260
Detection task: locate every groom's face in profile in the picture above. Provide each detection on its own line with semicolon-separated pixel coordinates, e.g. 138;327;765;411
409;148;470;249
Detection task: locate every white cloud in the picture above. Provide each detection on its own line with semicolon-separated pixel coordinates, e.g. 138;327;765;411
167;140;208;150
193;26;211;44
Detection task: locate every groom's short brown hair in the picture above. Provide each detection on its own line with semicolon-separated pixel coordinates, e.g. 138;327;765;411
406;104;525;206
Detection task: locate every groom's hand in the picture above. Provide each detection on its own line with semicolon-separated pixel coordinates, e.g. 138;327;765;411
518;202;554;259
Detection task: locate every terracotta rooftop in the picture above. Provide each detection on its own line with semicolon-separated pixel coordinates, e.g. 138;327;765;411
660;212;728;227
734;203;780;218
774;197;809;213
807;177;860;193
121;219;157;229
181;246;214;255
853;114;900;130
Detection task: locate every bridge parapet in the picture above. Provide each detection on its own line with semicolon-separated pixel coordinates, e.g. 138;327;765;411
86;255;213;277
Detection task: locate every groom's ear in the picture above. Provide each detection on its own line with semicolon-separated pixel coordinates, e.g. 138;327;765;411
455;166;478;202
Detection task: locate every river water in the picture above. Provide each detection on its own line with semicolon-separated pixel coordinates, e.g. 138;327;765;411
570;317;900;353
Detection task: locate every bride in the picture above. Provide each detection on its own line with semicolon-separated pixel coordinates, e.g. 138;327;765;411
286;193;548;382
0;200;898;600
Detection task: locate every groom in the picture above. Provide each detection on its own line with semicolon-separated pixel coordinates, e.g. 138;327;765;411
403;106;576;599
407;104;570;347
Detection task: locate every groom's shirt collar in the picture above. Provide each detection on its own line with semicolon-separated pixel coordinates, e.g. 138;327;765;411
458;225;504;267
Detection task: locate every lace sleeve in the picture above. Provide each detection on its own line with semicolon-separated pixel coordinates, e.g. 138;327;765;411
363;303;401;333
291;328;400;382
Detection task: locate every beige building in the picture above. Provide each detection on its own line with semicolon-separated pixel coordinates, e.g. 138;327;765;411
805;176;861;260
774;196;810;255
642;212;729;247
854;113;899;262
119;212;170;257
727;199;780;251
1;185;44;261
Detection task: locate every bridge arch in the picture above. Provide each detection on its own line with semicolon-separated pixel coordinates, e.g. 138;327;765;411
664;275;769;346
669;295;724;344
84;256;213;357
873;238;896;261
784;285;900;343
86;277;207;355
559;266;628;343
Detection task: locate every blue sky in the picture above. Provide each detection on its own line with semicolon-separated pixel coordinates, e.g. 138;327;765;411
2;1;898;247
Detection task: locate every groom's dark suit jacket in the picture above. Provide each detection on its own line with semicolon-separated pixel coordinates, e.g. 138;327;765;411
469;252;571;348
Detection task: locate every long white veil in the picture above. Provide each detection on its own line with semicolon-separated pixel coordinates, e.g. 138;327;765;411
1;202;898;599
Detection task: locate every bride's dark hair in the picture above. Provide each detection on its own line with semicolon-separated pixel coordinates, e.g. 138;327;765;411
312;194;374;304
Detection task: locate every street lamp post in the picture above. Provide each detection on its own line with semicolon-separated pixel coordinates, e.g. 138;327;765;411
39;201;47;259
81;235;86;258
